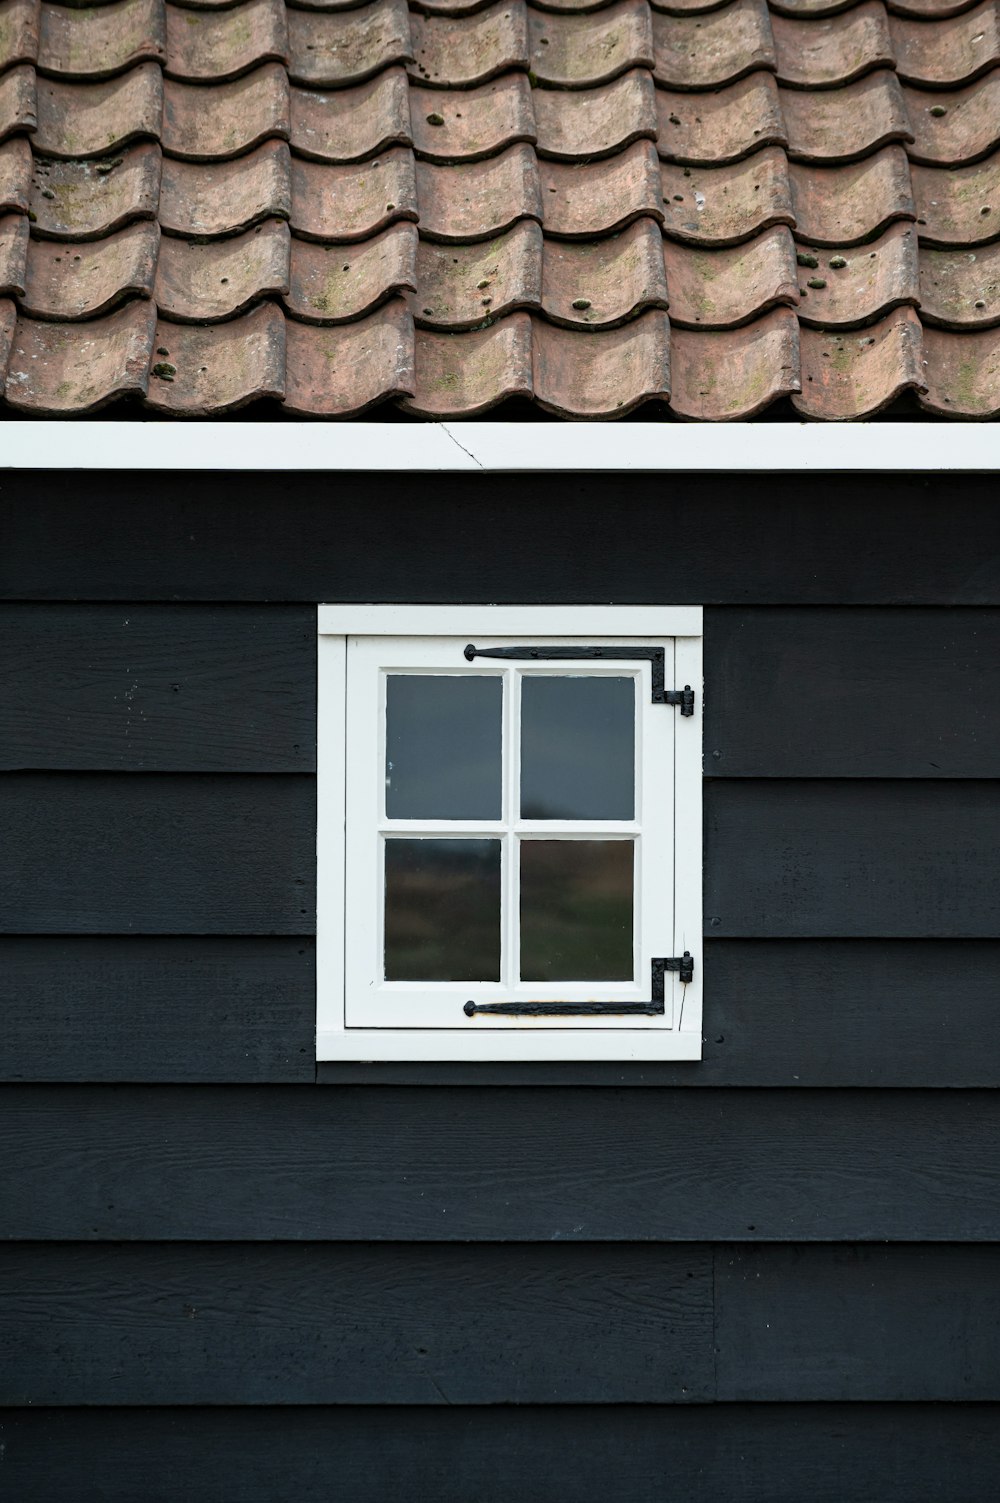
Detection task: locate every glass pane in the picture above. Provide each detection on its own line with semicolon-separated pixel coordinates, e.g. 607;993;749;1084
520;676;635;820
384;838;501;981
519;840;633;981
386;675;501;820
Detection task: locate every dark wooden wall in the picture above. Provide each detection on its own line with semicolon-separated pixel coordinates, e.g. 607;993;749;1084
2;473;999;1502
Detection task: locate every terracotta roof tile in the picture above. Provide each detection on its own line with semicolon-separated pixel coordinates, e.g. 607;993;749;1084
2;0;1000;420
0;211;29;296
542;217;668;326
290;147;417;240
413;217;540;326
284;298;414;414
771;3;894;89
782;68;912;160
3;297;155;410
660;147;794;244
919;238;1000;326
33;62;161;158
38;0;166;81
656;72;787;165
154;218;289;320
407;1;526;87
404;311;533;413
911;154;1000;244
1;0;40;74
788;146;915;243
287;220;417;321
530;0;654;89
795;219;919;327
905;74;1000;163
28;143;161;239
892;1;1000;88
652;0;776;91
21;218;158;317
0;136;32;214
0;295;15;384
663;222;798;326
288;0;411;87
540;140;663;237
289;68;411;163
162;66;290;162
532;307;670;415
415;143;541;239
160;139;291;237
795;303;926;416
145;300;285;411
919;323;1000;414
164;0;288;84
669;305;800;417
410;75;533;162
0;64;37;144
534;69;656;159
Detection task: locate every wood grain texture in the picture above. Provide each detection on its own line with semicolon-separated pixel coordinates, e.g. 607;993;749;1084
705;607;1000;778
0;937;315;1083
716;1244;1000;1401
707;780;1000;936
0;774;315;934
4;1405;1000;1503
4;475;1000;604
0;1243;714;1405
0;606;316;773
4;1086;1000;1240
319;939;1000;1089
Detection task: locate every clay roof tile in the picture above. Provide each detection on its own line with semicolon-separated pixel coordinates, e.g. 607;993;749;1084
288;0;411;87
1;0;40;73
771;2;894;89
532;306;671;415
542;216;668;326
414;142;541;239
669;304;801;417
782;68;912;160
412;217;541;326
145;300;286;412
289;68;411;163
165;0;288;84
284;298;415;415
33;62;161;158
21;217;158;318
290;147;417;241
919;322;1000;414
38;0;165;81
162;65;290;163
657;71;787;165
534;68;657;159
660;146;794;244
286;220;417;322
539;139;663;237
154;217;290;321
892;1;1000;88
905;73;1000;162
407;0;527;88
530;0;654;89
410;74;534;161
652;0;776;91
0;136;32;215
3;296;156;411
919;238;1000;326
910;153;1000;244
794;302;926;416
0;64;37;144
160;138;292;238
405;311;533;414
788;146;916;243
794;219;920;327
663;222;799;326
0;211;29;296
28;143;161;240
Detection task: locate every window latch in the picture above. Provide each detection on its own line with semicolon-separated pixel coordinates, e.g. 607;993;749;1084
463;953;693;1017
464;645;695;713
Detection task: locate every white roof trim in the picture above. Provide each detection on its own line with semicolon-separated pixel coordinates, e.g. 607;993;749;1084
0;421;991;471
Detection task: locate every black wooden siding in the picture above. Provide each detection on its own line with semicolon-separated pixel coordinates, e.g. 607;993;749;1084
2;474;999;1502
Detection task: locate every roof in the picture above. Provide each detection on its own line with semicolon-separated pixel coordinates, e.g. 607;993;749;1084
0;0;998;420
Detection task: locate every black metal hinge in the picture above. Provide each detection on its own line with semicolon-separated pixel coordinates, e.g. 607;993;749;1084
463;953;693;1017
464;644;695;713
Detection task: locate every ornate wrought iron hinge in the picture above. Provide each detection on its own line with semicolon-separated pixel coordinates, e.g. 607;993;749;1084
464;644;695;713
463;953;693;1017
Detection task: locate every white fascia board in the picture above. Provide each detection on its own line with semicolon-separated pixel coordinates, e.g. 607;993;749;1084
318;604;703;636
0;421;993;471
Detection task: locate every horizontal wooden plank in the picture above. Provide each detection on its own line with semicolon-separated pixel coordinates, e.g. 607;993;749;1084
0;937;314;1083
705;607;1000;778
2;1244;997;1405
0;774;315;934
4;1087;1000;1240
319;940;1000;1089
0;1244;714;1405
716;1244;1000;1401
7;937;999;1088
3;1405;1000;1503
707;780;1000;936
0;606;316;773
4;475;1000;604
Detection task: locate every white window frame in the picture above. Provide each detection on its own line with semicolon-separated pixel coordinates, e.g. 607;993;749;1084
317;605;702;1061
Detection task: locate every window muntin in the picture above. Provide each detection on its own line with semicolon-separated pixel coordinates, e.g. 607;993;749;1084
318;606;702;1062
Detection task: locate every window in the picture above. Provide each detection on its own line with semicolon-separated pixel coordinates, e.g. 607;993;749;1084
318;607;702;1061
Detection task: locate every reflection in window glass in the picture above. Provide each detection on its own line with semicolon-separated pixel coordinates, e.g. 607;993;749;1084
520;676;635;820
384;839;501;981
386;675;502;820
519;839;634;981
